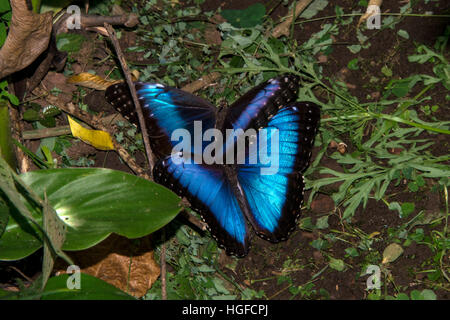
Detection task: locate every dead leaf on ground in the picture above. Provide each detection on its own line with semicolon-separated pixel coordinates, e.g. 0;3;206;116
0;0;53;78
271;0;313;38
55;234;160;298
42;72;77;103
382;243;404;264
68;71;139;90
68;73;122;90
310;194;335;214
358;0;383;28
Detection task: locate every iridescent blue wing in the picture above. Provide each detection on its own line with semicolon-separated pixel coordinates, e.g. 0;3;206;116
105;82;216;158
218;74;300;162
221;74;300;131
153;154;250;257
237;102;321;241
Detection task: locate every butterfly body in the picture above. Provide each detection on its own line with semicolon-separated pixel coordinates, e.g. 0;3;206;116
105;74;320;257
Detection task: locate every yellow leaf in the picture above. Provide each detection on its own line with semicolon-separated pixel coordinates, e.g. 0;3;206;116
67;116;114;151
368;231;380;239
67;71;140;90
67;73;121;90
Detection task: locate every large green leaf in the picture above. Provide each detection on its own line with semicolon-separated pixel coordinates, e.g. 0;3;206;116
42;273;136;300
0;168;181;260
0;0;11;14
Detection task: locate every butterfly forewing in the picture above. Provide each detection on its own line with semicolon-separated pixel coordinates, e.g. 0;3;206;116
221;74;300;132
105;82;216;159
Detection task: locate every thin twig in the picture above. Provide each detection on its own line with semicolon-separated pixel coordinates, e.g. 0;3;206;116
104;23;156;176
9;266;33;283
181;72;220;94
161;229;167;300
22;125;71;140
9;103;30;173
180;210;208;231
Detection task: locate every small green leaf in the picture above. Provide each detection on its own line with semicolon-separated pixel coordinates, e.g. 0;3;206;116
381;66;393;77
347;58;359;70
396;293;410;300
56;33;87;53
345;247;359;257
316;216;329;229
311;238;328;250
420;289;437;300
410;290;424;300
397;29;409;39
23;109;41;121
388;75;421;98
408;181;419;192
347;44;361;54
197;265;216;273
329;257;345;271
300;0;329;19
300;217;315;230
415;175;425;187
212;278;230;294
400;202;415;218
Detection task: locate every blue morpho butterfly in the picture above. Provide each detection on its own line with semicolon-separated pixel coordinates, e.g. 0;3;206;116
105;74;320;257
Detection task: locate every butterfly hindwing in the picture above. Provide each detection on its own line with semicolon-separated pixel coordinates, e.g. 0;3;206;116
237;102;321;241
153;155;250;257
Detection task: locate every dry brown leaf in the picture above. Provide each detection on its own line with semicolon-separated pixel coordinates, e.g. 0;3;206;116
68;73;122;90
182;72;220;93
271;0;313;38
68;72;139;90
337;142;347;154
55;234;160;298
310;194;335;214
0;0;53;79
358;0;383;28
42;72;77;104
382;243;404;264
204;15;223;46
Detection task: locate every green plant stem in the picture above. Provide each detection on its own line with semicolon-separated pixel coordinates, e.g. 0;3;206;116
22;126;71;140
213;264;245;295
321;112;450;135
441;185;449;282
0;101;17;169
296;13;450;25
